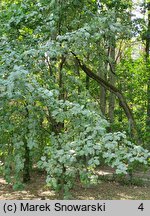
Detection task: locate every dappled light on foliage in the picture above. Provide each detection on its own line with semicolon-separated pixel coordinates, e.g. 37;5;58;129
0;0;150;199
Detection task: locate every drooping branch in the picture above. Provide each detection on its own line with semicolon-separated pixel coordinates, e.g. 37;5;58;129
72;53;137;137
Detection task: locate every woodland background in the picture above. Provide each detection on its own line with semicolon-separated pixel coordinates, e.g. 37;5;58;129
0;0;150;199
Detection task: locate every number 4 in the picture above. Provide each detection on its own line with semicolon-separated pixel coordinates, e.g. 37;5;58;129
138;203;144;211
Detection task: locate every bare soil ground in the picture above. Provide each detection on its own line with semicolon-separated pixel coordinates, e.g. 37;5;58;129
0;167;150;200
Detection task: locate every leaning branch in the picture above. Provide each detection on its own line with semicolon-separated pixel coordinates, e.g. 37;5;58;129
72;53;137;137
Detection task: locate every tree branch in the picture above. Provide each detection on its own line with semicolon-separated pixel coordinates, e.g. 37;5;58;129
72;53;137;138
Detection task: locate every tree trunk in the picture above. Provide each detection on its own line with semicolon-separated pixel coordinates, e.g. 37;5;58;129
23;106;30;183
23;137;30;183
100;70;107;115
108;72;115;123
99;48;107;116
56;56;66;133
108;42;116;123
74;58;81;93
146;2;150;145
86;54;90;90
58;56;65;100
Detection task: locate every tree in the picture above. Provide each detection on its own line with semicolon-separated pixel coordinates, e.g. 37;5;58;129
0;0;150;197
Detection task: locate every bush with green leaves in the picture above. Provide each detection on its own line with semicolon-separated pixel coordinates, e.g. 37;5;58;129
102;132;150;174
38;95;150;198
38;95;108;198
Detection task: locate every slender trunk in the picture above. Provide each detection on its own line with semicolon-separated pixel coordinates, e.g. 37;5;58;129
100;70;107;115
74;58;81;93
23;107;30;183
23;137;30;183
58;56;65;100
53;56;66;134
108;72;115;123
118;82;123;122
146;2;150;144
99;46;108;116
108;39;116;123
86;55;90;90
